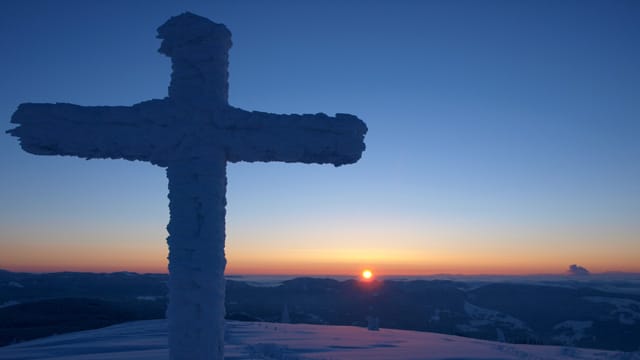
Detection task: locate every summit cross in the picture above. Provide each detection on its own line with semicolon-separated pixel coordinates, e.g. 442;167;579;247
8;13;367;360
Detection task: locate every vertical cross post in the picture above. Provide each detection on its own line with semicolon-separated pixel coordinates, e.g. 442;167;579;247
166;154;227;359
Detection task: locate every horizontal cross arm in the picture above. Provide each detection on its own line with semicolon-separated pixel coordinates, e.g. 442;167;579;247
222;108;368;166
7;101;174;166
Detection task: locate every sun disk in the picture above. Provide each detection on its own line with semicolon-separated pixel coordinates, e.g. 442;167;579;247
362;269;373;279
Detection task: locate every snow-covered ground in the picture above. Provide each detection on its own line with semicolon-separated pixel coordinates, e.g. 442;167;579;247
1;320;637;360
461;301;532;333
553;321;594;345
584;297;640;325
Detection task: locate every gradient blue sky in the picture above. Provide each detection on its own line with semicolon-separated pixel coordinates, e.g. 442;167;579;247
1;0;639;275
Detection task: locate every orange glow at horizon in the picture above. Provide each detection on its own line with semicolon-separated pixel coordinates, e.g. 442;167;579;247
5;252;640;276
5;261;640;276
3;235;640;275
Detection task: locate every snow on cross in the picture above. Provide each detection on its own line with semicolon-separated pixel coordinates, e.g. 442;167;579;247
7;12;367;360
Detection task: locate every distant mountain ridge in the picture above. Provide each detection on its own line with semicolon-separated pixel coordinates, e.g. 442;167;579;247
1;270;639;351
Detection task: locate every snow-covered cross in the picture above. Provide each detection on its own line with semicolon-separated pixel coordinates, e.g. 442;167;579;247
8;13;367;360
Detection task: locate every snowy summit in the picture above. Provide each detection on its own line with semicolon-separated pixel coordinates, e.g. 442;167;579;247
0;319;634;360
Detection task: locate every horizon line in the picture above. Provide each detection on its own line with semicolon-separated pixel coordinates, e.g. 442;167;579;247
3;268;639;278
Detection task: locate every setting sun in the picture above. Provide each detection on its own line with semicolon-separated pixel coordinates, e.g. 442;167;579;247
362;269;373;280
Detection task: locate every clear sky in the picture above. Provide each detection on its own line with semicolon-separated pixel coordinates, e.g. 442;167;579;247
1;0;639;276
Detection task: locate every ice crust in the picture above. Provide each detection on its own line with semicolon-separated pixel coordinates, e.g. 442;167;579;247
7;12;367;360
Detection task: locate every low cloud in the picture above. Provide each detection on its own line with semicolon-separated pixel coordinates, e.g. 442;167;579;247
568;264;590;276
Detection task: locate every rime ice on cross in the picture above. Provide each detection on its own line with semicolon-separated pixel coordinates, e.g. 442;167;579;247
8;12;366;360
